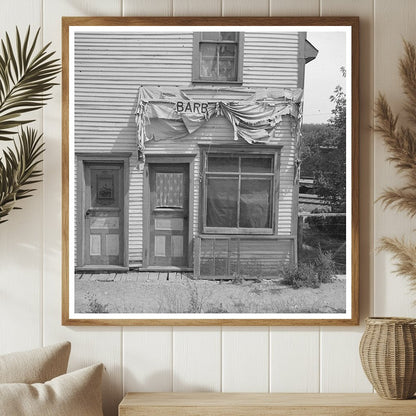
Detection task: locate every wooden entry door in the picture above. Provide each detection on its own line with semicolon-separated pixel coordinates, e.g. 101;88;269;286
149;164;189;267
83;162;124;266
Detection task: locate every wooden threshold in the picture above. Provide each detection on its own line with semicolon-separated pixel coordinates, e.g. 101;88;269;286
140;266;193;272
196;275;262;281
76;265;129;273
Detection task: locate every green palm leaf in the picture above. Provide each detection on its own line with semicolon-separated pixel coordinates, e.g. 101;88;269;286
0;27;60;141
0;26;59;224
0;127;45;223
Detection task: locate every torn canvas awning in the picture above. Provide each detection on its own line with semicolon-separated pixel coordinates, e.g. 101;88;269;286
135;86;303;154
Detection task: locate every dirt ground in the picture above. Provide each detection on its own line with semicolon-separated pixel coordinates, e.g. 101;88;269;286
75;275;346;314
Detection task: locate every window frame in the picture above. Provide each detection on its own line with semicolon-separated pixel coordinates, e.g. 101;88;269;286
192;32;244;84
200;146;282;235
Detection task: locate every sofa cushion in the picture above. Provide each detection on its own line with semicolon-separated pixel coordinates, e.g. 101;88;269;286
0;342;71;384
0;363;104;416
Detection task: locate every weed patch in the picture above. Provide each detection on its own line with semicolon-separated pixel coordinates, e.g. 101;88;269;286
281;248;337;289
85;292;109;313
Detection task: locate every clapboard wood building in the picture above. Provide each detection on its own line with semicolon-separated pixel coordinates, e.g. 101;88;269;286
74;30;317;278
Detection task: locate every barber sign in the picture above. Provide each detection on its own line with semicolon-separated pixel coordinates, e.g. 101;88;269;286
176;101;209;114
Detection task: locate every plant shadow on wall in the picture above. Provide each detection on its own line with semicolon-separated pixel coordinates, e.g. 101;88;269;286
0;27;60;224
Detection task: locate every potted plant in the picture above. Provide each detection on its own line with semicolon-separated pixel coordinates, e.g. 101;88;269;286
360;40;416;400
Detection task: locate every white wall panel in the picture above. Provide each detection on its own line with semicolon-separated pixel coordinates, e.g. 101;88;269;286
173;0;221;16
222;327;269;392
320;327;372;392
173;327;221;391
124;0;172;16
0;0;43;355
123;327;173;393
270;0;320;16
222;0;270;16
270;327;320;392
0;0;42;34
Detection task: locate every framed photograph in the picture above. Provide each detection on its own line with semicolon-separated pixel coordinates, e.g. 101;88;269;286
62;16;359;325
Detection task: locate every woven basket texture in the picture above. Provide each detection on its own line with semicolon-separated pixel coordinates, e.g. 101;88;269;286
359;317;416;399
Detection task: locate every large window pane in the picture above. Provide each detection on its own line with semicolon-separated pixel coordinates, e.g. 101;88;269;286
208;156;239;172
218;59;236;80
241;157;273;173
200;43;217;57
207;177;238;227
200;44;218;78
239;179;272;228
219;44;237;57
200;58;217;78
218;44;237;80
218;45;237;81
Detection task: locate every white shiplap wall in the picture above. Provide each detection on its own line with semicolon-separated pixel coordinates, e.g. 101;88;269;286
2;1;416;416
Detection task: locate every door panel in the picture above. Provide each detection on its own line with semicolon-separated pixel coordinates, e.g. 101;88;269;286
149;164;189;267
84;162;124;266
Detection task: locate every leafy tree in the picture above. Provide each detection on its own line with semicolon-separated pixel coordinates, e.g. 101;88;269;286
301;69;346;212
300;123;333;178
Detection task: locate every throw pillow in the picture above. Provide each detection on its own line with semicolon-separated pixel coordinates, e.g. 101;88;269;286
0;363;104;416
0;341;71;384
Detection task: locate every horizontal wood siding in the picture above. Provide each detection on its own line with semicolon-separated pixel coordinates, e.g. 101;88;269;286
74;32;193;264
74;31;300;266
128;154;142;266
273;118;297;236
243;32;300;88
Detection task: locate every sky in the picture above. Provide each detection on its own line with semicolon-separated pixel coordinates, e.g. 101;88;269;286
303;31;347;124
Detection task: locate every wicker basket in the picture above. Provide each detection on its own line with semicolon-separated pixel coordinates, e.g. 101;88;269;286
359;317;416;399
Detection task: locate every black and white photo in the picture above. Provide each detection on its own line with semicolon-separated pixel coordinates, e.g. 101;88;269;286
62;18;359;325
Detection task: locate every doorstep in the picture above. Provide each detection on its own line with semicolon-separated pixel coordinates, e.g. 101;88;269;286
139;266;193;272
75;265;129;273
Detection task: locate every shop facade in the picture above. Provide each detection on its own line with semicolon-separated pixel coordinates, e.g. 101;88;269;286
74;30;317;278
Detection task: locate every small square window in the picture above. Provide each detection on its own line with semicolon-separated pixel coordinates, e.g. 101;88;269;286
193;32;243;83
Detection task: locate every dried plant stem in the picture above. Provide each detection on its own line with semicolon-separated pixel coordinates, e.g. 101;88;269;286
378;237;416;293
376;40;416;295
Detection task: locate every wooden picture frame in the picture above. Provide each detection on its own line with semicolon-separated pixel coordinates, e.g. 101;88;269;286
62;16;359;326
